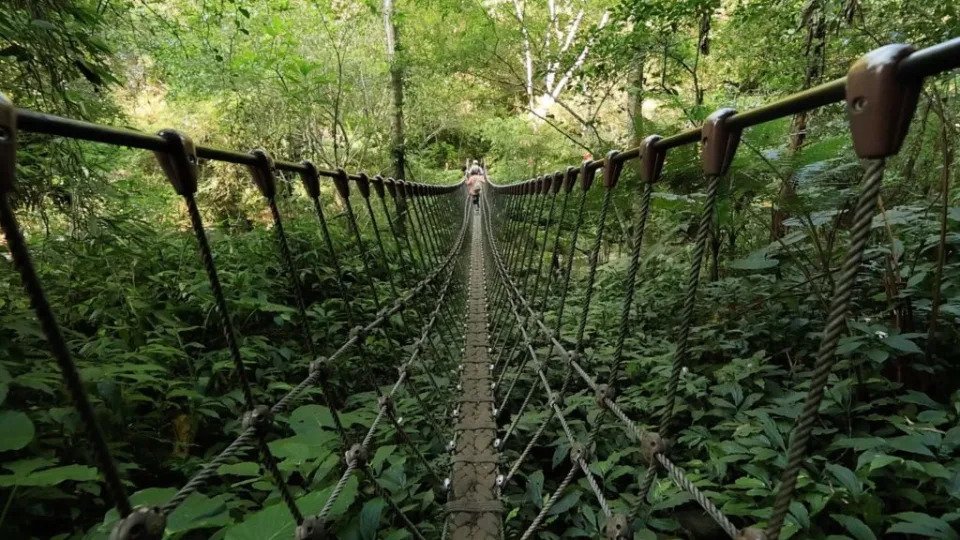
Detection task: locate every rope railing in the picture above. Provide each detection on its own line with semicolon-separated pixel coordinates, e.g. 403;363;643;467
480;39;960;539
0;93;469;539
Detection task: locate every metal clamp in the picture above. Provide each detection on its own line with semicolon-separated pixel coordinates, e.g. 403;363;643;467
701;108;741;176
595;383;616;407
355;173;371;198
640;135;666;184
385;177;398;199
300;161;321;199
378;395;395;414
242;405;273;432
641;432;667;464
846;44;921;159
349;325;367;342
541;174;553;194
737;527;768;540
295;517;328;540
332;169;350;200
570;442;591;463
371;175;386;198
109;506;165;540
0;93;15;194
154;130;198;196
551;170;564;194
604;514;631;540
309;357;330;376
562;166;578;193
248;149;276;199
603;150;623;190
346;443;368;467
580;160;597;191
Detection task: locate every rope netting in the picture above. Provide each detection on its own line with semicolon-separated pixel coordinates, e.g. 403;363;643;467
1;37;959;539
477;41;959;540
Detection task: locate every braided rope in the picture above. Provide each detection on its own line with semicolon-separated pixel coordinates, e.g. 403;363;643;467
0;193;133;516
766;159;886;540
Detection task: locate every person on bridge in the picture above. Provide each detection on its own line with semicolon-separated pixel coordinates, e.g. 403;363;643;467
466;160;484;207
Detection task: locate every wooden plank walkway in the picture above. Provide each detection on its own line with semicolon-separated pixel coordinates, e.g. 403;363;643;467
447;207;502;539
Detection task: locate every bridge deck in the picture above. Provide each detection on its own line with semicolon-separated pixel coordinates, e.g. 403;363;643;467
447;208;502;539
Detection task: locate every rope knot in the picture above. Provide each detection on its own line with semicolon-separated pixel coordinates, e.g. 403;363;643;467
109;506;166;540
295;517;328;540
242;405;273;432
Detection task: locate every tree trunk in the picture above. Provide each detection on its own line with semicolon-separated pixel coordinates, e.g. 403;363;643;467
383;0;405;180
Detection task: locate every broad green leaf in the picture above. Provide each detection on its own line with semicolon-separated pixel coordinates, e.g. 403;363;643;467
548;490;581;516
887;512;959;539
359;497;386;540
825;464;862;498
226;475;358;540
0;410;35;451
832;515;877;540
888;435;936;457
883;334;922;354
218;462;261;477
729;252;779;270
167;492;232;533
0;464;98;487
526;470;544;508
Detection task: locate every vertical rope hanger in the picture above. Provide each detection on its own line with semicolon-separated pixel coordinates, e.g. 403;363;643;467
0;95;137;527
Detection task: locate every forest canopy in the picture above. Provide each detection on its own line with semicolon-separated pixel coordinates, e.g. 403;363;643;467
1;0;959;538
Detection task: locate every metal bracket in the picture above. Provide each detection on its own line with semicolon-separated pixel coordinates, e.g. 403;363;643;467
846;44;921;159
580;160;598;191
109;506;165;540
551;170;564;194
248;149;276;199
0;93;15;194
701;108;741;176
154;130;198;197
541;174;553;194
640;135;666;184
371;175;386;198
355;173;371;198
300;161;321;199
333;169;350;200
603;150;623;190
563;166;578;193
385;177;398;199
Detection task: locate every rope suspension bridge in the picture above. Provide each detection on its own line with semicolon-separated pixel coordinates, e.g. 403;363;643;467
1;38;958;539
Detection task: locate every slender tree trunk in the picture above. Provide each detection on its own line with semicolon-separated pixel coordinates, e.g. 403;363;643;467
384;0;405;180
